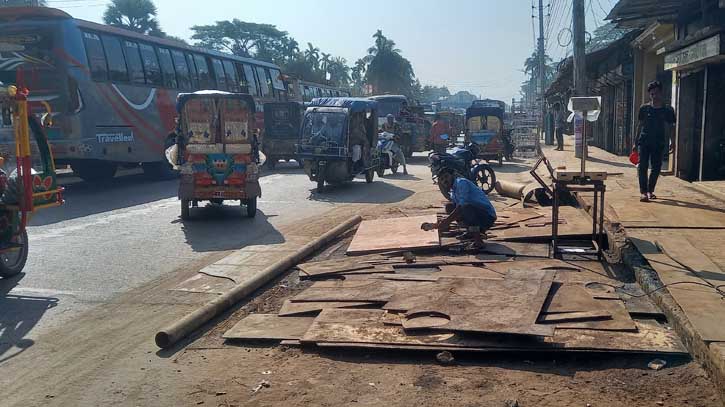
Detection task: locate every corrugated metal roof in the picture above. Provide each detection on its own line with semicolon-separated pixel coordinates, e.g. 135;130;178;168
606;0;693;27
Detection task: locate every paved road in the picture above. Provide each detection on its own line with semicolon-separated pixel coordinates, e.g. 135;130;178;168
0;158;427;361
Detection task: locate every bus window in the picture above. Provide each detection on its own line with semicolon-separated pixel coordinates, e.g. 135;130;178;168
242;64;259;96
122;41;145;84
315;87;322;97
171;49;191;89
256;66;271;97
210;58;226;90
157;48;177;88
139;43;162;86
82;32;107;81
101;35;128;82
270;68;285;91
193;54;213;89
185;53;198;89
303;86;312;101
222;60;239;92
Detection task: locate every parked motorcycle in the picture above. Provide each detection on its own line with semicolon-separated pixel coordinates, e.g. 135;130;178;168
429;142;497;200
376;131;402;177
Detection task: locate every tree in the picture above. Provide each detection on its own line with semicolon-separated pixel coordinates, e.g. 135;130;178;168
190;19;289;62
327;57;351;88
303;43;320;71
360;30;416;97
421;85;451;102
103;0;164;37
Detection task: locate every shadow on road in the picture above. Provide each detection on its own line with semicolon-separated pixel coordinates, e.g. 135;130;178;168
0;273;58;364
178;208;284;252
30;174;178;226
308;179;414;204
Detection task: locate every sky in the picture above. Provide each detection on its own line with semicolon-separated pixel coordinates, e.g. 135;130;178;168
47;0;615;101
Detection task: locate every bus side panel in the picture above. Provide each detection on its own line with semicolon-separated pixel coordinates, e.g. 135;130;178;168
51;21;176;165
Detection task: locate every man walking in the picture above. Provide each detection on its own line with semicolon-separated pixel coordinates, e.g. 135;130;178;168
633;81;676;202
429;114;451;154
553;103;566;151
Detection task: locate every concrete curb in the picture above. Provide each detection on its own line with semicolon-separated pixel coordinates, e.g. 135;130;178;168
564;177;725;404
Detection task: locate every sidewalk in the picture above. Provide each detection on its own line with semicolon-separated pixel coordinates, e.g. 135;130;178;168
542;137;725;400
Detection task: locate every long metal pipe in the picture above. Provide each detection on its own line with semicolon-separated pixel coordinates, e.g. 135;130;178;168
155;215;363;349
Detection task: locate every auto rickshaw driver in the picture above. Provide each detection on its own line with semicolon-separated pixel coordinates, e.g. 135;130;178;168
380;114;408;175
350;113;367;172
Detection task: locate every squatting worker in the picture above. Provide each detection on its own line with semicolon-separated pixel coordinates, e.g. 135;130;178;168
553;103;566;151
421;177;497;246
429;114;451;154
633;80;676;202
381;114;408;175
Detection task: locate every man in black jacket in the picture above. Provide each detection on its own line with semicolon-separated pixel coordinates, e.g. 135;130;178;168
633;81;676;202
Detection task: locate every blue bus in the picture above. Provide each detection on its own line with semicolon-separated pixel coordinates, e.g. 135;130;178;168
0;7;288;182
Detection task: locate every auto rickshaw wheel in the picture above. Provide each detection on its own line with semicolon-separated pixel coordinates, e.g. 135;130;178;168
376;168;385;178
244;197;257;218
316;177;325;192
365;169;375;184
0;229;28;278
180;199;191;220
390;163;399;175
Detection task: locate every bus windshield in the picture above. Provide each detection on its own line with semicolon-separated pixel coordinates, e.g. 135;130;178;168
376;101;402;118
0;29;58;92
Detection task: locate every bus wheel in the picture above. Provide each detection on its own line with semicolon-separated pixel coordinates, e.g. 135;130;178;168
71;160;117;183
0;229;28;278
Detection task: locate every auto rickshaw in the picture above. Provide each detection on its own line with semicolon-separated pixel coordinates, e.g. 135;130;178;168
173;92;261;220
465;99;507;166
0;84;64;277
262;101;304;169
296;98;379;192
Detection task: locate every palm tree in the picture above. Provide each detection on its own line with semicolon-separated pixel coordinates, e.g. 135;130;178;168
320;52;331;75
363;30;415;96
304;43;320;71
103;0;164;36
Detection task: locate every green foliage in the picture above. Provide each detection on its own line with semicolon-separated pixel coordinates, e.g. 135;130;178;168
421;85;451;102
103;0;164;37
361;30;417;97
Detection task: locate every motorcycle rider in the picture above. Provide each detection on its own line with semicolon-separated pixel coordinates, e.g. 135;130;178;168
380;114;408;175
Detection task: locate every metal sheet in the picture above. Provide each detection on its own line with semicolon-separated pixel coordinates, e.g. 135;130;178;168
291;279;433;303
278;300;378;317
403;277;555;337
543;283;637;331
223;314;315;340
539;311;612;323
488;206;593;241
303;309;686;354
437;265;506;280
347;215;441;255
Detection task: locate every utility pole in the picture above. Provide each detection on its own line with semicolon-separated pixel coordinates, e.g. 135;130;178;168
572;0;586;96
537;0;548;146
572;0;587;158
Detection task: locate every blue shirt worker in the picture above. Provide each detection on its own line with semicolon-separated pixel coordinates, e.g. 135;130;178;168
422;177;497;240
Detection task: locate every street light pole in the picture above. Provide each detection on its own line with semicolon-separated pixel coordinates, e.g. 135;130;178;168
537;0;547;148
573;0;586;96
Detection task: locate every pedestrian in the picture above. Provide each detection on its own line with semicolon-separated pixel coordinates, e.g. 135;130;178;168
421;177;497;248
553;103;566;151
429;114;451;154
633;81;676;202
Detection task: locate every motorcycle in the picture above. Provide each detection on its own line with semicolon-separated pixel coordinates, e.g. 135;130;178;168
376;131;401;177
429;142;497;200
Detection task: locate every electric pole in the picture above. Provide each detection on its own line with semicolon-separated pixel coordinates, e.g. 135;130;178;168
573;0;586;96
572;0;587;158
537;0;548;146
